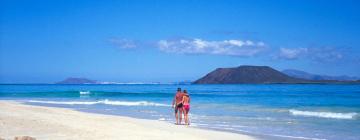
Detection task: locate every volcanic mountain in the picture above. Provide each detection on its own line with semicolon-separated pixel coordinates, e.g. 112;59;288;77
194;65;309;84
56;77;97;84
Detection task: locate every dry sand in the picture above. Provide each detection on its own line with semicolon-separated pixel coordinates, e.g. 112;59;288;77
0;101;256;140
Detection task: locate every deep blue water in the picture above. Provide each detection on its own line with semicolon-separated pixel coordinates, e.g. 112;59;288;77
1;84;359;140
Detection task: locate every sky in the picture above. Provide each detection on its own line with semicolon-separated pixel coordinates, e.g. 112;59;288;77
0;0;360;83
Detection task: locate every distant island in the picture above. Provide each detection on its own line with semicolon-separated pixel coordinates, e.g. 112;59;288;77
56;78;97;84
282;69;359;81
194;65;360;84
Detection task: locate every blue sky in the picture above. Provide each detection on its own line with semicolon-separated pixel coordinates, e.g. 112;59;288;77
1;0;360;83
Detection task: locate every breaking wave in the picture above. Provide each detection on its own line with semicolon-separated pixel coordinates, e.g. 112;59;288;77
28;99;170;107
79;91;91;95
289;109;357;119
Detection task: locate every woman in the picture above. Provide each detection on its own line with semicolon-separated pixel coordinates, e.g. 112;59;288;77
182;90;190;125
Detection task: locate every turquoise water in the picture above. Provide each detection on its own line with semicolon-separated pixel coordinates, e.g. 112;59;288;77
1;84;359;140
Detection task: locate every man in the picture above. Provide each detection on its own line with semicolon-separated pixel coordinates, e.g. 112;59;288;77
172;88;185;125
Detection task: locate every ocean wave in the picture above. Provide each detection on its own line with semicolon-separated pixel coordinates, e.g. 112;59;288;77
264;133;326;140
100;100;170;107
28;100;98;105
98;82;163;85
79;91;90;95
28;99;170;107
231;129;326;140
289;109;357;119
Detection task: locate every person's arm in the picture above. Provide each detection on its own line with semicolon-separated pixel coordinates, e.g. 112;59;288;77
172;95;176;108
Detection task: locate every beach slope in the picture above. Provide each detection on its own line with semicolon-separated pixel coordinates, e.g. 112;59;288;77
0;101;256;140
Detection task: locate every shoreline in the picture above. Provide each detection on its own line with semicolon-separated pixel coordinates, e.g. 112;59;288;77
0;101;257;140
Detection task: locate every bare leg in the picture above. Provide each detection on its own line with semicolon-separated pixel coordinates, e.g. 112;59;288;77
179;109;183;125
187;110;190;125
184;110;189;125
175;110;178;124
184;113;187;125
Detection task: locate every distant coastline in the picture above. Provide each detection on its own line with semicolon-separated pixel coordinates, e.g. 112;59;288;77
1;82;360;85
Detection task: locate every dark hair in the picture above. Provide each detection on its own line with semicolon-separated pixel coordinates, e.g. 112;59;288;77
177;88;181;91
183;90;187;93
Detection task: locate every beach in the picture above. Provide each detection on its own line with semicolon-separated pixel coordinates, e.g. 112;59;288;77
0;84;359;140
0;101;256;140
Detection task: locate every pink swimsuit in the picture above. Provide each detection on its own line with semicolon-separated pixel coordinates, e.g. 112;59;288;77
183;104;190;111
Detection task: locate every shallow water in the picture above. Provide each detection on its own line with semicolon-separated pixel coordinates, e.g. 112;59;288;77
1;84;359;140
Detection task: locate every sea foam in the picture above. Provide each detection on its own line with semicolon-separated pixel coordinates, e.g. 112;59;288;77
289;109;357;119
100;99;170;106
28;99;170;107
79;91;91;95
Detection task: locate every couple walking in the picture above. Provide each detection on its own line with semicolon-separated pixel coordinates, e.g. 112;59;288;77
172;88;190;125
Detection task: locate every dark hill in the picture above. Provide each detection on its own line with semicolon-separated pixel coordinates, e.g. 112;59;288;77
194;65;309;84
56;78;97;84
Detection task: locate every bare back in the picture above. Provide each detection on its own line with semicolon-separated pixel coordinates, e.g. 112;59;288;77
182;95;190;105
175;92;185;104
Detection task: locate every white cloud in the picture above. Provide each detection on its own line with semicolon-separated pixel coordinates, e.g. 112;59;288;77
311;47;344;62
157;38;266;57
277;47;344;62
278;47;308;60
109;38;137;49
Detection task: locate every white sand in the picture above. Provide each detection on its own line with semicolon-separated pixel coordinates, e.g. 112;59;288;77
0;101;256;140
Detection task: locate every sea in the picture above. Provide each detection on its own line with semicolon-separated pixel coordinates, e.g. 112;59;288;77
0;84;359;140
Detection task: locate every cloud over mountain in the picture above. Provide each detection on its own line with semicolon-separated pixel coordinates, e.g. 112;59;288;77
157;38;266;57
